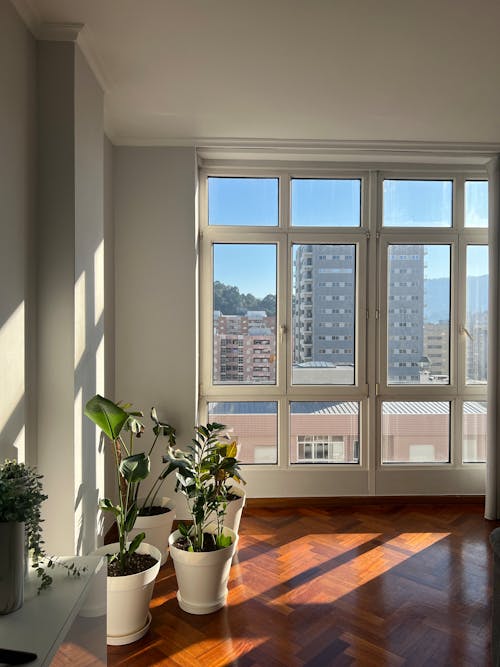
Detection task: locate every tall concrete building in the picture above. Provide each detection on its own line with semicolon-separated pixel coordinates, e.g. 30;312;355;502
293;244;425;384
293;244;355;373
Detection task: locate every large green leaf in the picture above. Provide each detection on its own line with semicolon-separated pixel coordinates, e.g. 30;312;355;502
85;395;129;441
119;453;150;482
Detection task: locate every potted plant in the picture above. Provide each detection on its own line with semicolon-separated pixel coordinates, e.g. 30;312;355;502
207;433;246;538
127;407;177;566
163;422;245;615
0;460;82;614
85;394;171;645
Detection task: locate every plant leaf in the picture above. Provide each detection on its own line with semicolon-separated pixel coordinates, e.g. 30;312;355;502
119;453;150;482
85;395;129;441
128;532;145;555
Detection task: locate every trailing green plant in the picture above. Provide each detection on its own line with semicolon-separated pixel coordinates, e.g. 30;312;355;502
163;422;245;552
84;394;175;575
0;460;84;592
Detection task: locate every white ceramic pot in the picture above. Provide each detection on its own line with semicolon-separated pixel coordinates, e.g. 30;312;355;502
93;541;161;645
128;499;175;566
169;525;237;615
222;484;246;535
206;484;246;536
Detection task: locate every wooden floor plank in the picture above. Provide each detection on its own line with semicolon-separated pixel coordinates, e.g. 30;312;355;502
104;504;496;666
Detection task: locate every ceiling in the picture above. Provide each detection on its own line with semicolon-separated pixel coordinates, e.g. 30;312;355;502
12;0;500;148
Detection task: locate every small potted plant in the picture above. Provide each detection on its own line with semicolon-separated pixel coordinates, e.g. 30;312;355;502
85;394;170;645
163;422;245;615
0;460;82;614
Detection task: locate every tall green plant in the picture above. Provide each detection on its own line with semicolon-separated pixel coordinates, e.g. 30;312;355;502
163;422;245;552
84;394;175;574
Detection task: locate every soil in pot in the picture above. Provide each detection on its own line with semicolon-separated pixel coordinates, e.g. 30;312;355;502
138;505;172;517
225;492;241;502
106;552;158;577
173;533;230;553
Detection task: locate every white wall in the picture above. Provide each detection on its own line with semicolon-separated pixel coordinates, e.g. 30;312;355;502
0;1;36;463
36;39;107;554
113;147;198;509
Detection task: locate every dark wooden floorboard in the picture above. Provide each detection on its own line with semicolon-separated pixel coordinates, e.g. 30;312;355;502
106;504;497;666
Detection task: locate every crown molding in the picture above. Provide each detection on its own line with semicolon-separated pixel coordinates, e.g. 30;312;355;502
10;2;109;92
37;22;83;42
10;0;41;36
109;136;500;165
76;27;110;93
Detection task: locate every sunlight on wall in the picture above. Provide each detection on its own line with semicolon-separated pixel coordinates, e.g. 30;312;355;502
96;335;105;396
74;271;86;368
12;426;25;462
94;240;104;326
0;301;25;456
74;386;83;554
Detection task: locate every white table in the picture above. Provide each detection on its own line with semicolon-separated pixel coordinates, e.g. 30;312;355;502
0;556;106;666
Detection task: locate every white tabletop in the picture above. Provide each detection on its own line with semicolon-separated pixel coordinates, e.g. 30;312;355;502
0;556;105;667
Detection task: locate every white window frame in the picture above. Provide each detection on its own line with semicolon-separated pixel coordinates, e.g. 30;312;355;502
198;165;488;497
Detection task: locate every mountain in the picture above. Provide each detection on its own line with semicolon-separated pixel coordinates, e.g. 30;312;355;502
424;275;488;322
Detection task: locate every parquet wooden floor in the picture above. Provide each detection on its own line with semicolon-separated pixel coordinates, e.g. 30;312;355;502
106;504;497;666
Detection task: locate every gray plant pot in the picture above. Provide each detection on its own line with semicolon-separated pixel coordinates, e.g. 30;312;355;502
0;521;25;614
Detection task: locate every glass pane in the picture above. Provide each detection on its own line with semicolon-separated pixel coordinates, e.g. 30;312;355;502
208;177;278;226
213;244;276;385
383;180;452;227
289;402;359;464
208;401;278;464
291;179;361;227
382;401;450;463
387;245;450;385
463;401;487;463
466;246;488;385
292;244;355;385
465;181;488;228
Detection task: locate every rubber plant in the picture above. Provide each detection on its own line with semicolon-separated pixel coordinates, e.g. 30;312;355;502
163;422;245;552
84;394;174;575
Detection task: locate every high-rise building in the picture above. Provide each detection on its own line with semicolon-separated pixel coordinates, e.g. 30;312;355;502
213;311;276;384
387;245;425;383
292;244;425;384
293;244;355;368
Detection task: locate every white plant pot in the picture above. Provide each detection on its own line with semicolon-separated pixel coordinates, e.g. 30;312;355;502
204;485;246;536
222;484;246;535
93;541;161;645
169;525;237;615
128;498;175;566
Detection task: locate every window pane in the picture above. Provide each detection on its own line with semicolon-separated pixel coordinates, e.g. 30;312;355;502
466;246;488;385
463;401;487;463
465;181;488;228
387;245;450;385
383;180;452;227
292;244;355;385
290;402;359;464
213;244;276;385
208;401;278;464
382;401;450;463
208;177;278;226
291;179;361;227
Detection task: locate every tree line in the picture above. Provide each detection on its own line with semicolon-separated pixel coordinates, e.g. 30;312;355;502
213;281;276;316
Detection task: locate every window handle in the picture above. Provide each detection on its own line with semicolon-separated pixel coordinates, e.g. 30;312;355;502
280;324;287;343
460;325;473;341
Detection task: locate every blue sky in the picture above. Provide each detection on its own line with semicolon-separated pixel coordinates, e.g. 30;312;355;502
210;178;488;293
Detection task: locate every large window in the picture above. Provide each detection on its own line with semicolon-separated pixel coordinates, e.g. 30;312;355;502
200;170;488;496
